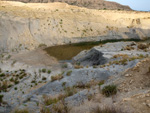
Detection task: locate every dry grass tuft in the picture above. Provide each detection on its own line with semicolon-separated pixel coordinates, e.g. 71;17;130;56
51;74;63;82
91;106;127;113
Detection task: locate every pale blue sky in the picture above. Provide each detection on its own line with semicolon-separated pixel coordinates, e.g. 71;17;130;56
106;0;150;11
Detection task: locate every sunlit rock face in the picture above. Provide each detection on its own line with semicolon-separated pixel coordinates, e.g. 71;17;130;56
0;1;150;52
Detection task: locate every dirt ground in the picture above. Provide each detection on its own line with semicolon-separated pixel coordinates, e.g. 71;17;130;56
70;57;150;113
11;48;59;67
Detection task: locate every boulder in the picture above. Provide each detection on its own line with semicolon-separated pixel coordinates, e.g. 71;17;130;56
73;48;107;66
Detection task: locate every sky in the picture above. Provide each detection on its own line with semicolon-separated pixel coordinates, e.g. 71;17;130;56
106;0;150;11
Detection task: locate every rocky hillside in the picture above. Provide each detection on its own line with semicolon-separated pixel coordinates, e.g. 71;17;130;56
0;1;150;52
2;0;132;10
0;40;150;113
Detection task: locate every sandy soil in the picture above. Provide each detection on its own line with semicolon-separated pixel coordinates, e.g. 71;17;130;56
11;48;59;67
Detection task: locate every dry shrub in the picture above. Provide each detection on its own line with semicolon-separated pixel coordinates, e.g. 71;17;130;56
51;74;63;82
43;95;58;106
52;100;71;113
14;109;29;113
138;43;148;50
102;85;117;97
91;106;127;113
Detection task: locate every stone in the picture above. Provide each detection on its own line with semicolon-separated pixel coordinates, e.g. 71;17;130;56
73;48;107;66
125;74;130;77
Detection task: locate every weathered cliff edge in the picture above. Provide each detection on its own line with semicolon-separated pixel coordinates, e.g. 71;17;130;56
0;1;150;52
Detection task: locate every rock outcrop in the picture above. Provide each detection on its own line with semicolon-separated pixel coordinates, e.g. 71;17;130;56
73;48;107;66
2;0;132;10
0;40;150;113
0;1;150;52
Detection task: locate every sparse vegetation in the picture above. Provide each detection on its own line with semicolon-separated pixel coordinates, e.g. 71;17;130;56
0;95;3;104
51;74;63;82
98;80;105;87
91;106;126;113
38;44;47;48
0;73;5;77
52;100;71;113
43;95;58;106
42;77;47;81
102;85;117;97
14;109;29;113
62;64;68;68
64;87;77;97
124;45;134;50
40;107;51;113
55;9;59;11
62;82;66;87
74;82;90;89
74;65;83;69
138;43;148;50
66;70;72;76
42;69;46;73
47;70;51;74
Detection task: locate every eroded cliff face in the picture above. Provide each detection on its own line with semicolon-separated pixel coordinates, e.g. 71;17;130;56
2;0;132;10
0;1;150;52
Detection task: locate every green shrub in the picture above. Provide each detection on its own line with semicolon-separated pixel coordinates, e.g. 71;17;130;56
98;80;105;87
139;54;144;58
93;65;97;68
14;87;17;90
14;81;19;84
47;70;51;74
66;70;72;76
62;82;66;87
8;84;12;88
0;95;3;103
102;85;117;97
120;58;128;65
42;77;47;81
0;73;5;77
42;69;46;73
31;80;36;83
76;62;80;65
19;76;24;79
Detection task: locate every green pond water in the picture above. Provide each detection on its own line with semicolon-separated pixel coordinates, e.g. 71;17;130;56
44;39;146;60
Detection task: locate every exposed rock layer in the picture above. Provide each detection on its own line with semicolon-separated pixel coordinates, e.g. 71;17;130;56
0;1;150;52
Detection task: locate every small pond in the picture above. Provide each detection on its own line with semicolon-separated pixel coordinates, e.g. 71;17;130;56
44;39;144;60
